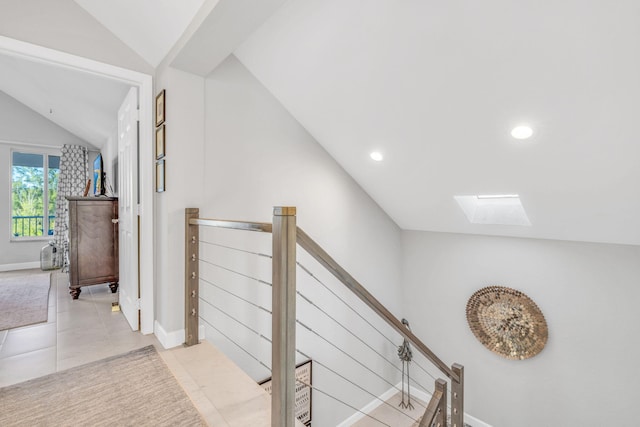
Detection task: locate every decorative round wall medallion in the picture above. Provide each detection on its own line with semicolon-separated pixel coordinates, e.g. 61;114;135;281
466;286;548;360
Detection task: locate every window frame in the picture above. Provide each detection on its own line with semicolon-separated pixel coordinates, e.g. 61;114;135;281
9;147;61;242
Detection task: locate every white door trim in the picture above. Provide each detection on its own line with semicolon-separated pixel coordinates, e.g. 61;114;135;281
0;36;155;334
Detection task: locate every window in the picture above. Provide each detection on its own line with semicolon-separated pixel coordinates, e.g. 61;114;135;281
11;151;60;238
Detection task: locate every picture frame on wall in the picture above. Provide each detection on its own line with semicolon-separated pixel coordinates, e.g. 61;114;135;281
156;125;165;159
156;159;165;193
155;89;165;126
259;360;312;426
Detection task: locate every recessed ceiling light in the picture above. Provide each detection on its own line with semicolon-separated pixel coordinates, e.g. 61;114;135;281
370;151;383;161
511;125;533;140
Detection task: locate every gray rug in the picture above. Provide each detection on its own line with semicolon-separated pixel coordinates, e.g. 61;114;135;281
0;345;204;426
0;271;50;331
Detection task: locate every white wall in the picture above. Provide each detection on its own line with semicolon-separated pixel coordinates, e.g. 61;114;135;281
401;230;640;427
0;91;90;267
202;55;404;426
0;0;152;74
153;66;205;341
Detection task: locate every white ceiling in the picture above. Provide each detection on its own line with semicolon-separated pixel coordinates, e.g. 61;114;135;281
232;0;640;245
0;53;132;149
73;0;206;68
171;0;287;76
2;0;638;245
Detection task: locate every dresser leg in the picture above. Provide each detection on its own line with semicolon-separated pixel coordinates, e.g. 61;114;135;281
108;282;119;293
69;287;81;299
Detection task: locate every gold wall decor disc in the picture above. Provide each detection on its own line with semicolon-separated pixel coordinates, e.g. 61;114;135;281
466;286;548;360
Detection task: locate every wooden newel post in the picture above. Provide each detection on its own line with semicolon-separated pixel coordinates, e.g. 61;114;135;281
435;379;448;427
271;206;297;427
184;208;200;347
419;377;448;427
451;363;464;427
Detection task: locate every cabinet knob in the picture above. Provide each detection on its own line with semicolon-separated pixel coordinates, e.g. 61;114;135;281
111;219;119;224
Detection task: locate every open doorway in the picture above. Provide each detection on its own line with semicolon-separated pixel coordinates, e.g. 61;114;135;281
0;36;154;334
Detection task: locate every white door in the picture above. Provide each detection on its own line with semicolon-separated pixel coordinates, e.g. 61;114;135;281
118;87;139;331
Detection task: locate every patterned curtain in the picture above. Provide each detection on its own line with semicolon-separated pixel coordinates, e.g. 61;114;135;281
53;145;89;270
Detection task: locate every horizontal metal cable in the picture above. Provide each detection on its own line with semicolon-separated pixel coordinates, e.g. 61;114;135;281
199;258;272;287
201;276;429;411
295;378;391;427
199;246;442;398
297;349;420;423
296;319;420;404
199;240;272;258
297;262;395;343
198;315;271;372
200;286;403;424
296;288;430;399
200;297;272;344
200;277;272;315
200;248;440;384
297;261;440;383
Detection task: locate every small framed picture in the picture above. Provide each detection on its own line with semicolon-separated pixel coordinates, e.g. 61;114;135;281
156;159;165;193
156;125;165;159
155;89;165;126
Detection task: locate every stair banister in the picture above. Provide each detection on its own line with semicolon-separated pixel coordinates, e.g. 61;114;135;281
184;207;465;427
296;228;459;382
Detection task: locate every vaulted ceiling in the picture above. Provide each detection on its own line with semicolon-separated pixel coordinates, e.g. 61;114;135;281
0;54;131;149
229;0;640;245
2;0;639;245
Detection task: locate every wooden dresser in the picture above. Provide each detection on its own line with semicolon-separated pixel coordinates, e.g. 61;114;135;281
67;196;119;299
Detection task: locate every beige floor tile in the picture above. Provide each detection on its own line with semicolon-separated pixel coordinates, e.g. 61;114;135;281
56;306;103;332
108;330;157;354
0;346;56;387
57;294;94;313
0;322;57;359
56;344;116;371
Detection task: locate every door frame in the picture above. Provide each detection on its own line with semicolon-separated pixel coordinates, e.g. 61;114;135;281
0;36;155;334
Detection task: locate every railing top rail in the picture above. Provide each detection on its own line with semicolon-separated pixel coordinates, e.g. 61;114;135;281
189;217;273;233
296;227;459;383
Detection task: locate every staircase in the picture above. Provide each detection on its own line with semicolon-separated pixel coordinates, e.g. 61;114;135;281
161;340;305;427
183;207;464;427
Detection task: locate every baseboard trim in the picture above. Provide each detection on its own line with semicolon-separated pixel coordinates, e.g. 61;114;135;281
337;382;492;427
154;321;184;349
154;321;206;349
0;261;40;272
336;386;400;427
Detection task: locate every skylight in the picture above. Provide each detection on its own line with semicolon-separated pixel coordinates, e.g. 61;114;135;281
454;195;531;226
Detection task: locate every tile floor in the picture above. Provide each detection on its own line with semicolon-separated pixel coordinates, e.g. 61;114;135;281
0;269;156;387
0;269;277;427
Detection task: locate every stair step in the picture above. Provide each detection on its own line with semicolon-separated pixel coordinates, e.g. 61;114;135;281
161;340;304;427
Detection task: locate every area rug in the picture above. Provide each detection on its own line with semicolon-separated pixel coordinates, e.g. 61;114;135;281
0;271;51;331
0;345;205;426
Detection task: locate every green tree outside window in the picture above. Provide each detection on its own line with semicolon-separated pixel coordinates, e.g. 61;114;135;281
11;152;60;237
